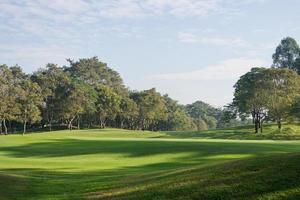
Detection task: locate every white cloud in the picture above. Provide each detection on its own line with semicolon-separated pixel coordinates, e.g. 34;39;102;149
0;0;237;23
151;58;266;81
135;58;268;106
144;0;221;17
0;43;78;72
178;32;250;47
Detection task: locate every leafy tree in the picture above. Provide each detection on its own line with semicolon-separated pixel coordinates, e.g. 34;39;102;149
59;81;96;130
118;97;139;129
17;79;43;134
0;65;18;134
261;68;300;130
159;95;195;131
272;37;300;69
95;85;121;128
233;68;268;133
66;57;125;93
32;64;70;131
185;101;219;131
131;88;167;130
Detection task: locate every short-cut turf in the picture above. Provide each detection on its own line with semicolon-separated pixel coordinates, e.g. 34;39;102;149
1;126;300;199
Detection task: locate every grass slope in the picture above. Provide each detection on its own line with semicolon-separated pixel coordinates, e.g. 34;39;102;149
0;126;300;199
167;123;300;140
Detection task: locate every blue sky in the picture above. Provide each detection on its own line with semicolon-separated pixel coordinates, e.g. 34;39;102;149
1;0;300;107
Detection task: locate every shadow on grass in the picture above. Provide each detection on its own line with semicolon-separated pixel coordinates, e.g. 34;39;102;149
2;153;300;200
87;153;300;200
2;135;300;199
0;138;299;158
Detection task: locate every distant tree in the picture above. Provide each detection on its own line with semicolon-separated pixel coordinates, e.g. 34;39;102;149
118;97;139;129
17;79;43;135
272;37;300;69
131;88;167;130
66;57;125;93
0;65;18;134
95;85;121;128
159;95;195;131
58;81;96;130
32;64;70;131
185;101;219;131
217;104;237;128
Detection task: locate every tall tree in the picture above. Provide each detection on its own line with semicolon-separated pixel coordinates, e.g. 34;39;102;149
159;95;195;131
131;88;167;130
58;81;96;130
118;97;139;129
95;85;121;128
32;64;70;131
66;57;125;93
261;68;300;130
18;79;43;135
272;37;300;69
0;65;18;134
233;68;268;133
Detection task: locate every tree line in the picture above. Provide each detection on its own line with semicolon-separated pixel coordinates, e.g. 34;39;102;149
232;37;300;133
1;57;237;135
3;37;298;135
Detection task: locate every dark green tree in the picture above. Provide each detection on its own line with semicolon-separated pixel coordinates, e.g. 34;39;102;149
32;64;70;131
233;68;268;133
272;37;300;69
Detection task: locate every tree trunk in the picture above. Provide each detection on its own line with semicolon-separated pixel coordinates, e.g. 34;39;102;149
277;120;282;131
260;121;263;133
23;121;27;135
77;116;80;130
3;119;8;135
68;121;72;131
254;120;258;133
49;119;52;132
0;119;2;135
120;119;124;129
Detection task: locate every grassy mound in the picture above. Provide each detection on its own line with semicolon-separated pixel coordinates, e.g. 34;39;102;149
89;153;300;200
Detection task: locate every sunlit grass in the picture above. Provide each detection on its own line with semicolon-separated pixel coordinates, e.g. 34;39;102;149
1;126;300;199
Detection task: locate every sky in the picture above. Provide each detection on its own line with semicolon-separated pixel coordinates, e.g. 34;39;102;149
1;0;300;107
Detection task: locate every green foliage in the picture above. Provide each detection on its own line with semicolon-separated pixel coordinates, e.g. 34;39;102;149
0;65;17;134
118;97;139;129
233;67;300;132
290;96;300;120
17;78;43;134
0;57;229;133
272;37;300;69
59;81;97;130
31;64;71;131
185;100;221;130
95;84;121;128
260;68;300;129
67;57;125;92
130;88;168;130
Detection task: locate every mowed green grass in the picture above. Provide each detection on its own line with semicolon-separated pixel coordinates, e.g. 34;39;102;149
1;127;300;199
